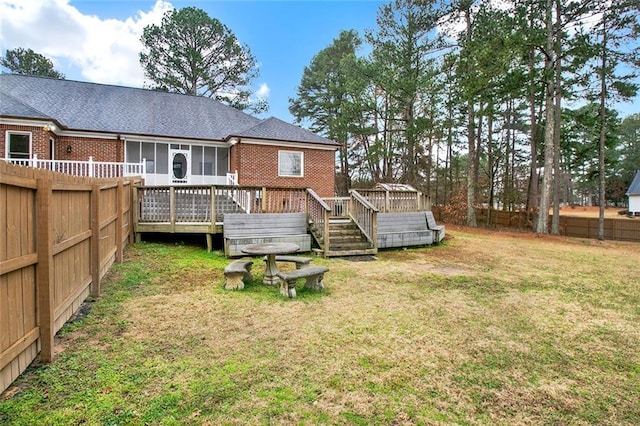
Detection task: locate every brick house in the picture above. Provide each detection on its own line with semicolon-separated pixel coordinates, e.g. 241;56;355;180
0;74;338;196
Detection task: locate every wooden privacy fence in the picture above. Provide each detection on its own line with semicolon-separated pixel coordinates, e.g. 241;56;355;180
1;162;141;394
475;208;640;242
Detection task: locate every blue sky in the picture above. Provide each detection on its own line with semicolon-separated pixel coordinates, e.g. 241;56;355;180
0;0;385;122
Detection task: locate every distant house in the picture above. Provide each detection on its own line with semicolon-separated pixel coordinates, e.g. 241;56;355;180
627;170;640;216
0;74;338;196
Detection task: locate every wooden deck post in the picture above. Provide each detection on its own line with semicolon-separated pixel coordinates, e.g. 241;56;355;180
36;178;54;363
261;187;267;212
371;210;378;251
132;181;140;243
170;186;175;233
323;208;330;257
385;191;390;213
207;185;216;252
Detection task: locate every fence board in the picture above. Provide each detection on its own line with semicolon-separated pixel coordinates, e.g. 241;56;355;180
475;208;640;243
0;162;141;394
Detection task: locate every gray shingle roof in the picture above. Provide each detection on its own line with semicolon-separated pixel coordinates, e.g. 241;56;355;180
235;117;335;145
0;90;50;118
627;171;640;196
0;74;337;146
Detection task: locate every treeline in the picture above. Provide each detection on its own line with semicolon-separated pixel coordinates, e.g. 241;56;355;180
289;0;639;235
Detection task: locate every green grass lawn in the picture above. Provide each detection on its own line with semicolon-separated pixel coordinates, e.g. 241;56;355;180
1;228;639;425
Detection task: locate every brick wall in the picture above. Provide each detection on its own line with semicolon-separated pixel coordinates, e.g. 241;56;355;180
55;135;123;162
232;142;336;197
1;124;123;162
1;124;52;159
2;123;335;195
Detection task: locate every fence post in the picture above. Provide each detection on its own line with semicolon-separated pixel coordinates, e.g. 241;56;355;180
116;180;124;263
88;156;94;177
262;187;267;212
611;218;616;241
36;178;54;363
91;184;101;297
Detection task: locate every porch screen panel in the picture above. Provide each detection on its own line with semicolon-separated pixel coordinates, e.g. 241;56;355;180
216;147;229;176
126;141;140;163
142;143;155;173
156;143;168;174
204;147;215;176
192;146;203;175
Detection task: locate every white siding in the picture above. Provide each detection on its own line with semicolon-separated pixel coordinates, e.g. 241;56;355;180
629;195;640;214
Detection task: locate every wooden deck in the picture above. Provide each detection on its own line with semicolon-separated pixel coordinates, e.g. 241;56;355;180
134;185;435;256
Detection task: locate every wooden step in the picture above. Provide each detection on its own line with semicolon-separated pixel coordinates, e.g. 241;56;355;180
312;218;377;257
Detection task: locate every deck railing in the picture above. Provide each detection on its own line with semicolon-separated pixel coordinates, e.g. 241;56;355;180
5;156;145;179
260;187;308;213
349;190;378;248
307;189;332;256
323;196;351;217
356;189;430;213
137;185;310;224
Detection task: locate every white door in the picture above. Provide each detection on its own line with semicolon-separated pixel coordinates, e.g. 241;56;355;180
170;149;190;184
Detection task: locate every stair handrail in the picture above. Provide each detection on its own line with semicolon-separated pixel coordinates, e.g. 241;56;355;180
349;189;378;250
306;188;332;256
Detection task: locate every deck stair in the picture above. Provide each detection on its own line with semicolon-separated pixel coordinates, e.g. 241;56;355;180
312;218;376;257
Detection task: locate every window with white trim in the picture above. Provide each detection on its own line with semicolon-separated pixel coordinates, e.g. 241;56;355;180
6;132;31;159
278;150;303;177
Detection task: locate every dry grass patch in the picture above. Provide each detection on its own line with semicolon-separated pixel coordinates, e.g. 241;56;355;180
2;229;639;425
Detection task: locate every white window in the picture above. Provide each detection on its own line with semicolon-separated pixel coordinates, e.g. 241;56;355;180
5;132;31;159
279;151;303;177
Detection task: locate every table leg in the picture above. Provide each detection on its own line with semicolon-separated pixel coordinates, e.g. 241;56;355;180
263;254;280;285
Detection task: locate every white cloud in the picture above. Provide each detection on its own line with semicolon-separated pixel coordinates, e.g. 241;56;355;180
0;0;172;86
256;82;270;98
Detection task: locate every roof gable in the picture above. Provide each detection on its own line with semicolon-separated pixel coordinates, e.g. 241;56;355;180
235;117;337;145
0;91;50;119
0;74;335;147
627;171;640;196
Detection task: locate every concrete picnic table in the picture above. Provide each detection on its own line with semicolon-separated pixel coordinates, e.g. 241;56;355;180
241;242;300;285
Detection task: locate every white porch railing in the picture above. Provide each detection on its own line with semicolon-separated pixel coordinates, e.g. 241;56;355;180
5;155;146;179
226;170;238;186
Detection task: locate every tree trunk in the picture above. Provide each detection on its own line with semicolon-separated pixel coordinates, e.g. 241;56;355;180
487;105;494;225
464;6;477;226
598;12;608;241
503;98;512;211
526;7;539;228
536;0;555;234
551;0;562;235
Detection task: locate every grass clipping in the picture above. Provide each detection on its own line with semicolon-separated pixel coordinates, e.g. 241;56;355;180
2;227;640;425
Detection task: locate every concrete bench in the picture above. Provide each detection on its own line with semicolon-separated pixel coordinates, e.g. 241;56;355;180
276;266;329;298
425;211;445;243
223;259;253;290
264;255;313;269
223;212;311;257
